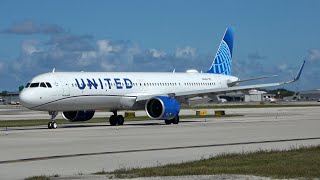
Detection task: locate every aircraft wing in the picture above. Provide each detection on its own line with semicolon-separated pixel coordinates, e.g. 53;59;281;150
227;75;278;87
136;60;305;102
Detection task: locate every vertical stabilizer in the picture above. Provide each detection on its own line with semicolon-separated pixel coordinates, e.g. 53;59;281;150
207;27;234;75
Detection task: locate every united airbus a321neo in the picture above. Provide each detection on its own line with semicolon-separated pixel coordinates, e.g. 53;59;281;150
19;27;305;129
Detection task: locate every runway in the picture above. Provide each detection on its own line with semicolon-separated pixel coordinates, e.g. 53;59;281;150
0;106;320;179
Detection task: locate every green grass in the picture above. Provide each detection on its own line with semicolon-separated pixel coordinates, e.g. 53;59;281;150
0;114;240;127
96;146;320;179
24;174;60;180
24;176;50;180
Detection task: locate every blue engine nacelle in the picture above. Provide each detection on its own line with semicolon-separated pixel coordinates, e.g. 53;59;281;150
145;96;180;120
62;111;95;122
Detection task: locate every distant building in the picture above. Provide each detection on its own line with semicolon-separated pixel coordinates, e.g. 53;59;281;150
219;92;244;102
0;96;4;105
1;91;20;105
299;90;320;101
244;89;276;102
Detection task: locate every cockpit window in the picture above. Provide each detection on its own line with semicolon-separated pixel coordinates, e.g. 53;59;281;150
40;82;47;88
46;82;52;88
30;83;40;88
25;83;30;88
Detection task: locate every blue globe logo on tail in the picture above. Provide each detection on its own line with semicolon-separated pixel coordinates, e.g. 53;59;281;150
207;27;234;75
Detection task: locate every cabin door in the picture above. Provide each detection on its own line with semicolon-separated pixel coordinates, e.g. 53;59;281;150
60;78;70;96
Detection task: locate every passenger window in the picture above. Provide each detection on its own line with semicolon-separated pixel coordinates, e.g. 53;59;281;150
30;83;40;88
46;82;52;88
25;83;30;88
40;82;47;88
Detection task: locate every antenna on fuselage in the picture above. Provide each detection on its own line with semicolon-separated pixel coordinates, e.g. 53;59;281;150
52;68;55;73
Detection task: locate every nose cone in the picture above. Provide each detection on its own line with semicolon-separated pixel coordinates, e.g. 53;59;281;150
19;89;37;109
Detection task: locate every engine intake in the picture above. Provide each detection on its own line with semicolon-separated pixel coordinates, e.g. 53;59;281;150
145;96;180;120
62;111;95;122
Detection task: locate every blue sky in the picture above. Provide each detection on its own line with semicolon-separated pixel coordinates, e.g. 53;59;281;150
0;0;319;91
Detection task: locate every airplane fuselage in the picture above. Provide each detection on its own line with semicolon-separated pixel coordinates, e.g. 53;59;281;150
20;72;239;111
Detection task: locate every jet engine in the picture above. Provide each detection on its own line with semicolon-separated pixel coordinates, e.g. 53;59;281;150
62;111;95;122
145;96;180;120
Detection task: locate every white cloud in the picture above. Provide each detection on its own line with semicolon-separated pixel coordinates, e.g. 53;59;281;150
100;61;116;72
79;51;97;66
277;63;288;71
97;40;113;55
307;49;320;62
175;46;197;58
149;48;166;58
22;40;40;55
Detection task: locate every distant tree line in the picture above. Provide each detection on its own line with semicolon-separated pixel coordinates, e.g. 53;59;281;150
260;88;295;97
0;91;8;96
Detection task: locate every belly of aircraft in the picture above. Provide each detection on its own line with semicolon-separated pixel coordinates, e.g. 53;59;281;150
33;95;123;111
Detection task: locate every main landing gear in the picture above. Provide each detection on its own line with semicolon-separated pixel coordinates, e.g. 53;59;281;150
109;111;124;126
164;116;180;125
48;111;58;129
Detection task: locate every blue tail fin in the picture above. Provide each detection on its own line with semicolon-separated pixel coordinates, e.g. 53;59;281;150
207;27;234;75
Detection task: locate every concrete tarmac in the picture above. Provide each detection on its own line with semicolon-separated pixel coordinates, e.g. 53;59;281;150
0;106;320;179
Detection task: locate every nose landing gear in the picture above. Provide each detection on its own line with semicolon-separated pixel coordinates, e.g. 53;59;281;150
48;111;58;129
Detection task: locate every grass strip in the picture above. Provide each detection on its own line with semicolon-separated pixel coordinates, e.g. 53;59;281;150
0;114;240;127
24;174;59;180
95;145;320;179
24;176;50;180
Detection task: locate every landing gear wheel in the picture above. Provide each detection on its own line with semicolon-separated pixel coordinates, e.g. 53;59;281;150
117;115;124;125
109;115;117;126
165;119;172;124
172;116;180;124
48;122;52;129
48;122;57;129
52;122;57;129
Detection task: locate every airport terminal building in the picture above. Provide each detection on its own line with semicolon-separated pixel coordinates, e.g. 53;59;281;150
299;90;320;101
0;91;20;105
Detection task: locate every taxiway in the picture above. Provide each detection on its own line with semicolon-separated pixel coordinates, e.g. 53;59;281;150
0;106;319;179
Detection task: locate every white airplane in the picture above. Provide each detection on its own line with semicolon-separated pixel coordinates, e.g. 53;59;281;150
19;27;305;129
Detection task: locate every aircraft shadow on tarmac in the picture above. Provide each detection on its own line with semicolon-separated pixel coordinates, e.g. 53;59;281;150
2;120;200;131
57;120;199;128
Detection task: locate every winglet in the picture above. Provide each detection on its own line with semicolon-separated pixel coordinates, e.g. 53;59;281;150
282;60;306;84
294;60;306;81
